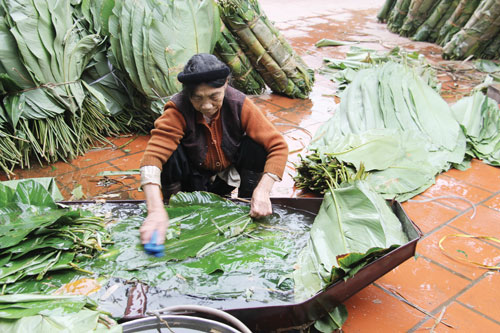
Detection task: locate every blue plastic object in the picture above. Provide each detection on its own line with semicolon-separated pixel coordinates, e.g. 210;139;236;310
144;230;164;257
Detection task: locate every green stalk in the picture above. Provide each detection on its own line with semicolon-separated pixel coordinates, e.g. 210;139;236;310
443;0;500;59
377;0;398;23
437;0;481;46
413;0;456;42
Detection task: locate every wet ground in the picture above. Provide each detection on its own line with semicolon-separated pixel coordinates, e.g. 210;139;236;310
2;0;500;331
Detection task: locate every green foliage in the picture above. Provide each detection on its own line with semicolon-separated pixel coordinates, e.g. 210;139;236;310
451;91;500;166
302;61;466;201
0;294;120;332
293;181;409;302
0;180;112;286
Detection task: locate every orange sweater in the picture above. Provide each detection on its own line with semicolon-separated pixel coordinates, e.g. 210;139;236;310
140;97;288;178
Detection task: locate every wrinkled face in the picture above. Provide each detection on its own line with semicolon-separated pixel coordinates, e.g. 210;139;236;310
189;82;227;119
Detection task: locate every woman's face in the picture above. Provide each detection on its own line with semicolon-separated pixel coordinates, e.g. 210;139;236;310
189;82;227;119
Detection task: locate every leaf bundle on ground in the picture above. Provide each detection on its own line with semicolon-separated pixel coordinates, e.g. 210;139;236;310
306;61;466;200
214;21;266;95
443;0;500;59
451;91;500;166
0;0;120;173
218;0;314;98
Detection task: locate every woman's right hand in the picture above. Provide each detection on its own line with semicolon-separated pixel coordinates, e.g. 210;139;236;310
140;208;169;245
140;183;169;245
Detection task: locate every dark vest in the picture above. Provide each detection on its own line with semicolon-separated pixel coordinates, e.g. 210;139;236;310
170;86;246;167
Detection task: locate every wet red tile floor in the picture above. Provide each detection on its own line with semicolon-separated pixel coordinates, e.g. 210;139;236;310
2;0;499;331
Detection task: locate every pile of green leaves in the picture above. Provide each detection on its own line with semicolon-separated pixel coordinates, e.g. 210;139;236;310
108;0;221;102
0;0;222;174
293;150;366;194
299;62;466;201
452;91;500;166
0;294;120;332
293;180;409;301
0;180;111;288
293;180;409;331
0;0;125;174
319;46;440;92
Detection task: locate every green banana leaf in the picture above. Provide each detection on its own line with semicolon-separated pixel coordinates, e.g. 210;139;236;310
293;181;408;302
1;177;63;201
0;294;120;332
314;304;348;332
306;62;466;201
108;0;220;100
451;92;500;166
320;46;441;93
0;180;111;285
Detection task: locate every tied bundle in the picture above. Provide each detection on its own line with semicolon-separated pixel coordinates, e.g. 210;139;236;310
218;0;314;98
214;21;266;95
378;0;500;60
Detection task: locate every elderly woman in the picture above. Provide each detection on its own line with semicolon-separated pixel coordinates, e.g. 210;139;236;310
139;53;288;245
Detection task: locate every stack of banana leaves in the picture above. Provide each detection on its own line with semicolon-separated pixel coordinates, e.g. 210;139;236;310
293;180;410;331
296;60;467;201
452;91;500;166
214;21;267;95
0;180;112;290
0;0;121;174
378;0;500;60
0;294;120;332
107;0;221;105
318;46;441;92
0;0;223;174
218;0;314;98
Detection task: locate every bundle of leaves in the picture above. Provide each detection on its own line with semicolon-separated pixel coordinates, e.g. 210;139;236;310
0;180;112;288
452;91;500;166
293;150;366;194
0;294;120;332
219;0;314;98
319;46;440;92
378;0;500;60
293;180;410;331
304;62;466;201
107;0;221;103
0;0;126;174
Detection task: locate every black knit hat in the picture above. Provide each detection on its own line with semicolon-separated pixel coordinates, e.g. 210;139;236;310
177;53;230;84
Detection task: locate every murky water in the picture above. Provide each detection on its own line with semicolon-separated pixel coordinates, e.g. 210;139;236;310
61;200;315;317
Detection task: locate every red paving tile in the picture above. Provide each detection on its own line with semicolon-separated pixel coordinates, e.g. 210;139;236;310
376;257;470;312
420;175;494;211
457;272;500;323
402;196;460;234
108;152;144;171
342;284;424;332
70;148;126;169
448;206;500;243
483;194;500;213
110;135;151;155
418;302;500;332
444;159;500;193
416;226;500;280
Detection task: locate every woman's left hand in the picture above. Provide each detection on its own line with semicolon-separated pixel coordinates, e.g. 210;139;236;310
250;190;272;218
249;173;275;218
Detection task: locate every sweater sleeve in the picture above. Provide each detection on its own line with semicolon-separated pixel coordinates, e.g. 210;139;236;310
140;101;186;169
240;97;288;178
